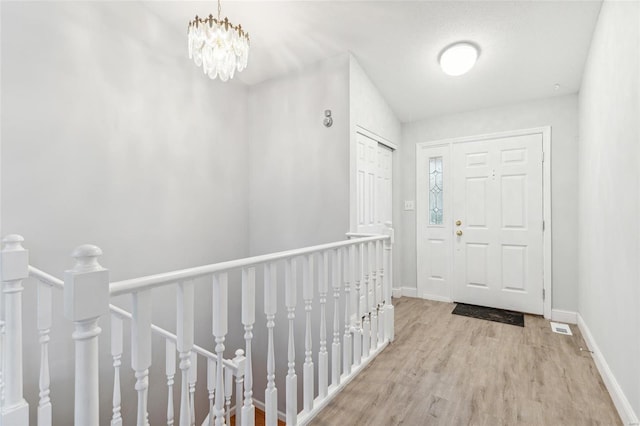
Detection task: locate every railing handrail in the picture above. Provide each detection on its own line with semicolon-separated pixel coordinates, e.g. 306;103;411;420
110;234;388;296
27;266;235;371
28;265;64;290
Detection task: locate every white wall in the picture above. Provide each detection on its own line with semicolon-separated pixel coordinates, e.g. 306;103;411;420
1;2;249;424
248;54;350;255
578;0;640;420
401;94;579;311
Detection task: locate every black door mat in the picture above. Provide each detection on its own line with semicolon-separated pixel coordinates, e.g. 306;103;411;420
452;303;524;327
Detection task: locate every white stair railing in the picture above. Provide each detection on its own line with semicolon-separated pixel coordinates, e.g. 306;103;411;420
0;222;394;426
2;239;242;426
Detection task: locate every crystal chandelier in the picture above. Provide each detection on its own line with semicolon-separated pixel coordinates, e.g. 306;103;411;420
187;0;250;81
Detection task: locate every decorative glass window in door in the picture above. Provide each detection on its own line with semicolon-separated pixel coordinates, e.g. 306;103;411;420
429;157;443;225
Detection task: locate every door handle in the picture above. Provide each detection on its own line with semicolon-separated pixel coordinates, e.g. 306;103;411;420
456;230;463;236
456;220;462;226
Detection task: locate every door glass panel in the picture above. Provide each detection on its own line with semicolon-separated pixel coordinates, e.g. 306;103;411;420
429;157;444;224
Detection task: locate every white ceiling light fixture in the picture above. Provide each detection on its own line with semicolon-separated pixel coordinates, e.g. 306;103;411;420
439;42;479;76
187;0;250;81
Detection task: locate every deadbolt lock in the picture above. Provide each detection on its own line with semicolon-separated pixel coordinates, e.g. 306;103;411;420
456;230;463;236
455;220;462;226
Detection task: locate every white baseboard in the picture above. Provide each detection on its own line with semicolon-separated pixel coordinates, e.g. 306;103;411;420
392;286;418;298
550;309;578;324
421;292;453;304
577;314;639;425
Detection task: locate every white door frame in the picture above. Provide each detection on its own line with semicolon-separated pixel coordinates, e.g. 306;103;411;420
416;126;552;319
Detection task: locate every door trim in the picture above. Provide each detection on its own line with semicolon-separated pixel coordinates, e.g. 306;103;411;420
416;126;552;319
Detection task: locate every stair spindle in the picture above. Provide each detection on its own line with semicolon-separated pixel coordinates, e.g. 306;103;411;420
362;242;371;358
110;314;123;426
241;268;256;426
369;241;378;351
303;255;314;413
353;244;362;366
264;263;278;426
166;339;177;426
177;281;195;426
225;364;233;426
285;258;297;425
131;290;152;426
233;350;245;426
331;249;341;387
318;252;329;399
212;273;228;426
207;357;215;426
37;279;52;426
376;240;385;344
189;352;197;426
342;247;352;375
384;222;395;342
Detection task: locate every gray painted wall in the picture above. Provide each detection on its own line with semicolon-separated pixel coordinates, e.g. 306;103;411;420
578;0;640;418
401;94;579;312
1;3;249;424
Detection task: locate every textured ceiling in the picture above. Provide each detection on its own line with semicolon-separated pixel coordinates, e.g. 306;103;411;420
148;1;602;122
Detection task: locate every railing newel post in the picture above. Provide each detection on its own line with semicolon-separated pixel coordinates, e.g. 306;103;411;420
64;244;110;426
383;222;395;342
0;234;29;425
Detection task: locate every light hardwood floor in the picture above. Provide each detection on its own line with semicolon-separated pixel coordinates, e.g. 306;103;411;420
311;297;621;426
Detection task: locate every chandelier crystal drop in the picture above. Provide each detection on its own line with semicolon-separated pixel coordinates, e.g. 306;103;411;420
187;0;250;82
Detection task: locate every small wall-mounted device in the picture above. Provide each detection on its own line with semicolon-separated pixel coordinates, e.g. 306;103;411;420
323;110;333;128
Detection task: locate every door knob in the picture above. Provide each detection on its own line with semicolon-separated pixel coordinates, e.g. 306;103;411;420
456;230;463;236
456;220;462;226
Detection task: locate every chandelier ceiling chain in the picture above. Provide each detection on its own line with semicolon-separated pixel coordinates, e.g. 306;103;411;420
187;0;250;82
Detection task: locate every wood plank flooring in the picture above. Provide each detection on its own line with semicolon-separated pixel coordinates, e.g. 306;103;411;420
311;297;621;426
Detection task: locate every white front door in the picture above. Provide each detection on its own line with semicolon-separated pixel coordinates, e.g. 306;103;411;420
452;134;543;314
417;132;545;315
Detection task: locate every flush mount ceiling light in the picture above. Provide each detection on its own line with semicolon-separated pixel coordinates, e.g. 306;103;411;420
187;0;250;81
439;42;479;76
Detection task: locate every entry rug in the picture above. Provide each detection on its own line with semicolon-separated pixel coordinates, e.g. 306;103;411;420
452;303;525;327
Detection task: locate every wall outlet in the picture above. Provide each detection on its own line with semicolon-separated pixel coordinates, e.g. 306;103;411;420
404;200;415;211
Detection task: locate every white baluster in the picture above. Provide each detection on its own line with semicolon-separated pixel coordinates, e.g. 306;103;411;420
369;241;378;351
37;280;52;426
207;357;215;426
264;263;277;426
302;255;314;413
384;222;395;342
353;244;362;366
1;235;29;425
331;249;341;387
241;268;255;426
166;339;177;426
64;244;109;426
189;352;197;426
285;259;297;425
233;350;245;426
362;243;371;358
212;273;228;426
177;281;195;426
131;290;152;426
342;247;352;376
224;364;232;426
318;252;329;399
110;314;123;426
0;275;5;414
376;240;385;344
